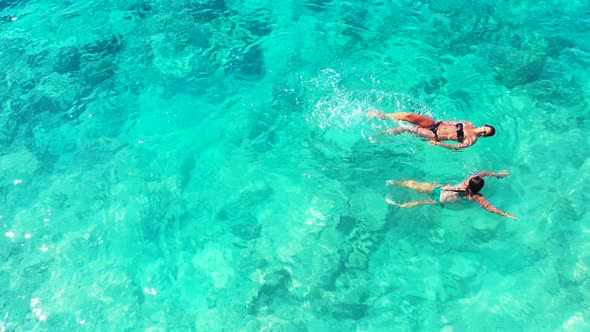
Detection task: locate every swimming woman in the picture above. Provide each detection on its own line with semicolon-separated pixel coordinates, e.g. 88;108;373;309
385;171;518;220
367;111;495;149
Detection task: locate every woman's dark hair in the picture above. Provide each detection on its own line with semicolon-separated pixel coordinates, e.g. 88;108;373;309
483;125;496;137
468;176;485;194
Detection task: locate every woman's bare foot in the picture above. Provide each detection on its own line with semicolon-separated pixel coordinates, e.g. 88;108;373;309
367;110;386;119
385;197;402;206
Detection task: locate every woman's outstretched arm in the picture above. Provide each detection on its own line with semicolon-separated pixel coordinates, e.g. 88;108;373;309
469;194;518;220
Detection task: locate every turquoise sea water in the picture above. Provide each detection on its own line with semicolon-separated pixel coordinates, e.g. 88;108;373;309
1;0;590;330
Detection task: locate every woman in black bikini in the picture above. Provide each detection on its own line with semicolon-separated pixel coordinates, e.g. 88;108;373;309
385;171;518;220
367;111;495;149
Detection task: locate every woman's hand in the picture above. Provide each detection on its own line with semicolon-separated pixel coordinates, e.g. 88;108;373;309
504;212;518;220
495;170;509;178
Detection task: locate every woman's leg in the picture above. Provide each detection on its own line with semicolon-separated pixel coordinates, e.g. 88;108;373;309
390;113;437;128
368;111;437;127
377;127;417;135
386;180;439;193
367;110;436;128
386;198;437;208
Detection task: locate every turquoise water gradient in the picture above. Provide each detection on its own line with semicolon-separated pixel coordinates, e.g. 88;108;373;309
1;0;590;330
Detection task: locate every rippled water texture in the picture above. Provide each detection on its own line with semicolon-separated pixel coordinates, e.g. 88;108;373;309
1;0;589;330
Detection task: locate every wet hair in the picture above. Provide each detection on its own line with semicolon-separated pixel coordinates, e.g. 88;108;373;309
482;125;495;137
468;176;485;194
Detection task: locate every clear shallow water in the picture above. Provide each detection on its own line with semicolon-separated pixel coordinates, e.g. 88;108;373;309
0;0;589;330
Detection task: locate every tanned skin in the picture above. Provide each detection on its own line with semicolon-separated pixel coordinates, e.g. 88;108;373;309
367;111;495;150
385;170;518;220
